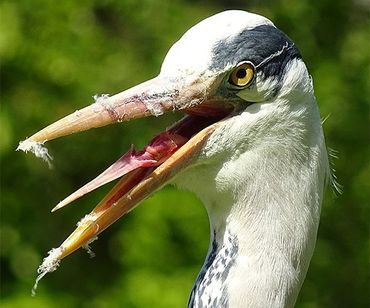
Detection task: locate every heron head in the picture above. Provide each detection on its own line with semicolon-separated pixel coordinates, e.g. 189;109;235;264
18;10;316;285
160;10;306;109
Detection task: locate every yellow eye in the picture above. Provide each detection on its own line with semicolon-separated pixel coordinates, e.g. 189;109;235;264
229;62;254;87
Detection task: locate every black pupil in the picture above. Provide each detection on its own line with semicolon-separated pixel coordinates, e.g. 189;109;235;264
236;68;247;79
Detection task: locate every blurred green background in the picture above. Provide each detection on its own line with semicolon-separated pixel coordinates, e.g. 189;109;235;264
1;0;369;307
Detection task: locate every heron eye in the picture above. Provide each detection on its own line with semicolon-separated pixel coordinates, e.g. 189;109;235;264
229;62;254;87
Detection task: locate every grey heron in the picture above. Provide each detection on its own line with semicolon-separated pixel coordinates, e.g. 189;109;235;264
18;10;329;307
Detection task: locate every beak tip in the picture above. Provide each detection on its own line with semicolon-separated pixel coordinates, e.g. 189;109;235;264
32;246;64;295
16;139;53;165
51;201;65;212
16;139;31;152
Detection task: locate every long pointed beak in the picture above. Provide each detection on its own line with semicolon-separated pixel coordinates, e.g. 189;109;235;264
17;76;213;157
55;121;221;260
24;74;233;291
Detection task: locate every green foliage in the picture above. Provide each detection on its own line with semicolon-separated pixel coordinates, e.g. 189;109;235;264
1;0;368;307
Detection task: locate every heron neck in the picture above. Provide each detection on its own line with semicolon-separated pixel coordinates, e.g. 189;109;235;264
190;152;324;308
178;93;328;307
190;119;326;307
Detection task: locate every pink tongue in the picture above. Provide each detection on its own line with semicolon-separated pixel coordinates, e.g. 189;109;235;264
55;131;188;210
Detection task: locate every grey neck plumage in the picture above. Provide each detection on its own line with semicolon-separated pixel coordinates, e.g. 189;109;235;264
188;229;239;308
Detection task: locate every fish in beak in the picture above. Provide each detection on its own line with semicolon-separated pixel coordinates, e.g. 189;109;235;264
18;73;235;292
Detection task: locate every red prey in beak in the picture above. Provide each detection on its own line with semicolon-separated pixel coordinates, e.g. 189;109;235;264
17;74;235;292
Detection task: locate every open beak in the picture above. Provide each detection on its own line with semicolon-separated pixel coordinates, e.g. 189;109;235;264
19;74;234;289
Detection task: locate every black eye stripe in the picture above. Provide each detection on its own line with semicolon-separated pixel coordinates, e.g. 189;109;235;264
211;24;301;80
